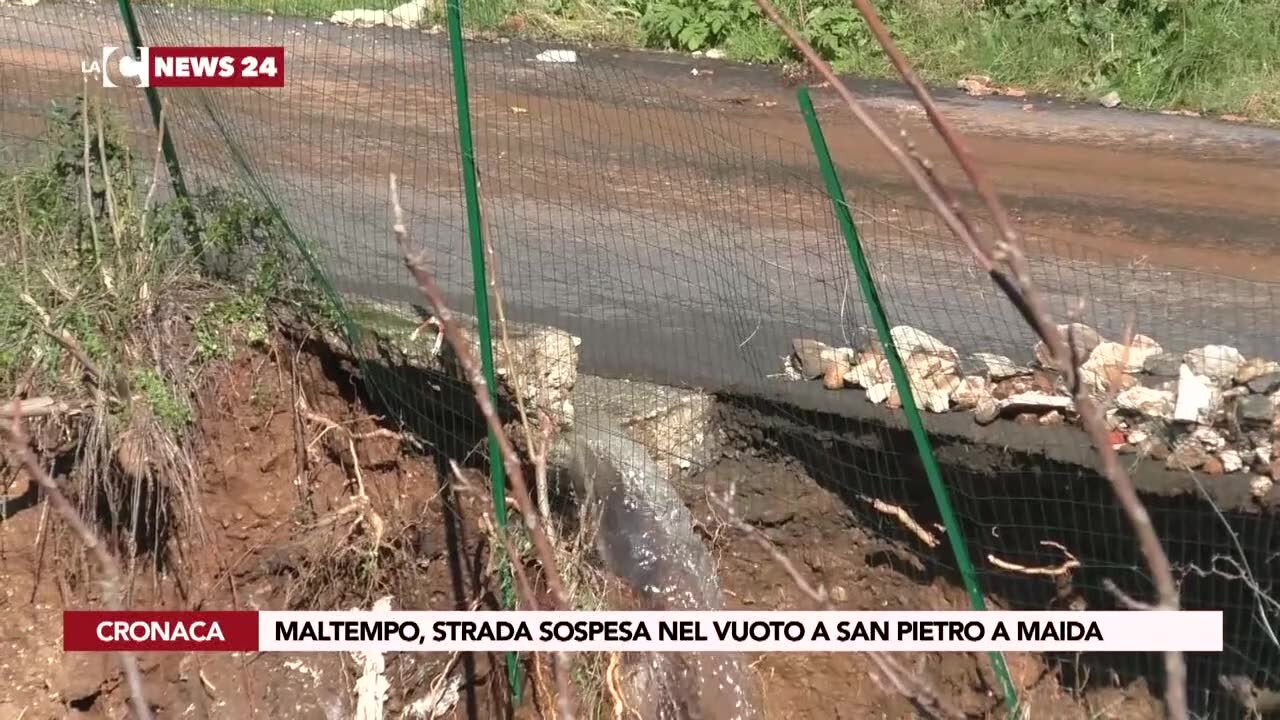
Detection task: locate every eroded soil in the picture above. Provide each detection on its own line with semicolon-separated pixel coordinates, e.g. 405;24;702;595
0;341;1165;719
0;344;516;720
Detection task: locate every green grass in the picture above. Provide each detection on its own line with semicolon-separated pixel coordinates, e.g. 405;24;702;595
163;0;1279;121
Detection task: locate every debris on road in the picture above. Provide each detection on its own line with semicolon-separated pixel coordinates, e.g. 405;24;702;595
783;325;1280;486
330;0;433;29
956;74;1028;99
1099;91;1122;108
535;49;578;63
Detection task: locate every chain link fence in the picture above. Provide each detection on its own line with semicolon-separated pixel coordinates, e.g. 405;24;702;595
4;0;1279;715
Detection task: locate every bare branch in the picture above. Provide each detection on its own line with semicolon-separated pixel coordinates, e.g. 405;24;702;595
989;541;1080;577
3;405;153;720
390;175;577;718
751;1;1187;716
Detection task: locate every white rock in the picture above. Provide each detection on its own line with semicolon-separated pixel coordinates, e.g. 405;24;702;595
1256;442;1272;466
1100;91;1121;108
704;48;726;59
535;49;578;63
1191;426;1226;451
821;346;858;366
1219;450;1243;474
1251;475;1273;498
1089;336;1163;374
890;326;957;360
865;381;894;405
1003;391;1073;412
951;376;992;410
1184;344;1244;383
972;352;1025;380
904;350;958;382
844;353;891;389
930;373;962;397
1115;386;1175;419
1173;364;1213;423
1235;358;1280;385
917;386;952;413
1035;323;1103;370
330;8;393;27
388;0;432;26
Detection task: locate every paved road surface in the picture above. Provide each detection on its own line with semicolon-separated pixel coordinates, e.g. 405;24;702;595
3;2;1279;395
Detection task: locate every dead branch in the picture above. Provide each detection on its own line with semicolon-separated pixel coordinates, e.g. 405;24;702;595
391;174;568;608
297;404;385;545
452;461;578;720
989;541;1080;577
19;292;106;388
860;495;939;548
2;405;153;720
390;174;576;718
139;108;167;245
0;397;83;419
710;483;962;720
752;1;1187;715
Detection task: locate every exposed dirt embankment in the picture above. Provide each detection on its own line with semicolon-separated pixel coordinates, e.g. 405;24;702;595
709;390;1277;717
1;344;516;720
2;337;1176;719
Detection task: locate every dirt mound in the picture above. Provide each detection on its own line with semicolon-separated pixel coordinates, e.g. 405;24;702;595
1;344;513;719
0;339;1164;719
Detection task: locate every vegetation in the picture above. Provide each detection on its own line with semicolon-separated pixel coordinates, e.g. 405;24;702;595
0;97;326;568
174;0;1278;120
528;0;1280;119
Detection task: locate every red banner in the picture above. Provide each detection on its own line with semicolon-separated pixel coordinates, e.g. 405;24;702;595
64;611;259;652
147;46;284;88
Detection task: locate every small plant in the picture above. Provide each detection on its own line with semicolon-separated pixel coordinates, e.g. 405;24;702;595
131;367;193;431
1;97;342;576
639;0;760;50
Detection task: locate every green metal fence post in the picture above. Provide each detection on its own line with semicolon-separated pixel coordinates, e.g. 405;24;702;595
445;0;523;703
114;0;196;245
798;87;1019;713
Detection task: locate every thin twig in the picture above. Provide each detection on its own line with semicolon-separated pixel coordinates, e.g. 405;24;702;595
3;406;153;720
139;108;167;246
453;461;578;720
479;197;557;530
391;174;568;608
753;2;1187;715
989;541;1081;577
95;103;124;256
79;83;104;281
20;292;106;387
391;175;577;718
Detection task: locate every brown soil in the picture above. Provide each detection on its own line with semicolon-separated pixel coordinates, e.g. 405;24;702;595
684;457;1165;720
0;344;515;720
0;340;1163;719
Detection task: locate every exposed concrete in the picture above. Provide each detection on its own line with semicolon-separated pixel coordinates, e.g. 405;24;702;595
571;374;719;481
341;298;581;430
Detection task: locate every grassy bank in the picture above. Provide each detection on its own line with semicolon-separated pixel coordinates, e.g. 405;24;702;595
0;97;330;570
177;0;1279;121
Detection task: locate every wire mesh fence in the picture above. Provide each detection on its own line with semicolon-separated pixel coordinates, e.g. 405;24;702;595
4;0;1279;715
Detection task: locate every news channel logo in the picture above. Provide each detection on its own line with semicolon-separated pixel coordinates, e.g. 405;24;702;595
82;46;150;88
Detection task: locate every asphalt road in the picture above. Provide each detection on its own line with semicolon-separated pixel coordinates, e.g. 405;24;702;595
4;2;1279;395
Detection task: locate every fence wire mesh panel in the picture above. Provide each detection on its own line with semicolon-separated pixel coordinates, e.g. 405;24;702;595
3;0;1279;716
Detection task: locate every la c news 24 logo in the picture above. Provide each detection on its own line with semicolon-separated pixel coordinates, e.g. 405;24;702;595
83;46;285;88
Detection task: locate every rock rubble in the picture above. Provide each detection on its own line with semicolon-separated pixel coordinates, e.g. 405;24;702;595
784;325;1280;490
